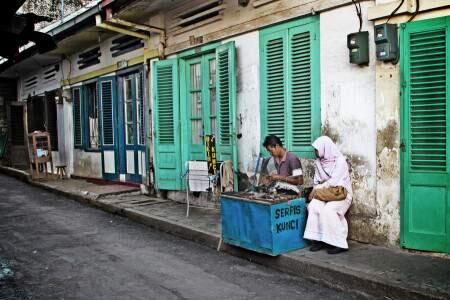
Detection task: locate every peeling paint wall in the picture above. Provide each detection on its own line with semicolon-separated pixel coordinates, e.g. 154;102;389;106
319;2;393;245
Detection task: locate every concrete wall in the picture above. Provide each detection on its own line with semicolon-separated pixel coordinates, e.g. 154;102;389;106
62;100;74;175
18;64;62;101
63;34;145;79
72;150;102;178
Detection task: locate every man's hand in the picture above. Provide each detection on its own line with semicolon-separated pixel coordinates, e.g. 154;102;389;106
269;174;284;182
259;175;271;186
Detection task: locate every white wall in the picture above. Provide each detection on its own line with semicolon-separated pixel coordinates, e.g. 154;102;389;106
63;99;74;175
63;34;145;80
224;32;261;177
18;64;62;101
320;2;400;245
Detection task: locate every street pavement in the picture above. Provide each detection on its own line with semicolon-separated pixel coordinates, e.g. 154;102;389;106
0;174;354;300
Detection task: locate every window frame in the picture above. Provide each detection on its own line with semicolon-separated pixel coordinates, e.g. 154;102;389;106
73;82;102;152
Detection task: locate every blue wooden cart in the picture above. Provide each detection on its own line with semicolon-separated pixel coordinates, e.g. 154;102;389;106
221;193;308;256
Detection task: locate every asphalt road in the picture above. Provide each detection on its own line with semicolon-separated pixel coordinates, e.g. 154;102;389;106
0;174;354;300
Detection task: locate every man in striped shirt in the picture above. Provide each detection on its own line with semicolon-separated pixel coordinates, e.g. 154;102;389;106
262;135;304;186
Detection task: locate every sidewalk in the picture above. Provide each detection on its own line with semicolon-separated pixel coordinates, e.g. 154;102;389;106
1;165;449;299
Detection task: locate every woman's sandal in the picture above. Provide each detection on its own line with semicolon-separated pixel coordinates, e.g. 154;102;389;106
309;241;325;252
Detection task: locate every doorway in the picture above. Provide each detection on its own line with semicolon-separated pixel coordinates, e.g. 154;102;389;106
118;71;146;183
8;103;27;169
400;16;450;253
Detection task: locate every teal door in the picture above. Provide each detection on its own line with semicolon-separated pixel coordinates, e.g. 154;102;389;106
119;71;146;183
401;16;450;253
99;77;119;181
180;43;238;190
153;59;182;190
184;53;217;161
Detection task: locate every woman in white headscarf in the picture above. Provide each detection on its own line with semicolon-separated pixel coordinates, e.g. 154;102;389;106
303;136;352;254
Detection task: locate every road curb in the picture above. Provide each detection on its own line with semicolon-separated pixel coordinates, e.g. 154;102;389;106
0;166;32;183
1;167;447;299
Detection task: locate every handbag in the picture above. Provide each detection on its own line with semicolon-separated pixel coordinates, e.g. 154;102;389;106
311;186;347;202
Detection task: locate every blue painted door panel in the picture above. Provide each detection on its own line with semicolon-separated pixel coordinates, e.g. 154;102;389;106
118;70;145;183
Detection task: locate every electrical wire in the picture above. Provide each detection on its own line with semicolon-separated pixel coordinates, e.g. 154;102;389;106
407;0;419;22
351;0;362;32
385;0;405;24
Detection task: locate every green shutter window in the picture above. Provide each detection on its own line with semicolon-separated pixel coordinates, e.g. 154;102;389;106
153;59;182;190
408;28;447;171
216;41;238;190
216;42;237;158
218;49;231;145
290;30;312;148
138;72;145;145
265;34;286;142
100;80;114;146
157;65;174;144
260;17;320;157
73;87;82;147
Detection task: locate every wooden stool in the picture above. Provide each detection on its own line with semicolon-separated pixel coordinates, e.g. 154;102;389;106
56;165;66;179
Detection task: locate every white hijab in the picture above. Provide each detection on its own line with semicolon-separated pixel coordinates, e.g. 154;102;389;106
312;136;352;197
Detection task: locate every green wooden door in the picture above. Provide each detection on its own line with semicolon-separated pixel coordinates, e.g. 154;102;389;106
184;53;217;161
153;59;182;190
401;16;450;253
180;43;237;189
216;42;237;190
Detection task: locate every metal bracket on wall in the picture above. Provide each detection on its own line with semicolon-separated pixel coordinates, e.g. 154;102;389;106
95;14;166;59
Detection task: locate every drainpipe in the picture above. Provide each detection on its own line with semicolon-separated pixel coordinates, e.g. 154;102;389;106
95;11;165;193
